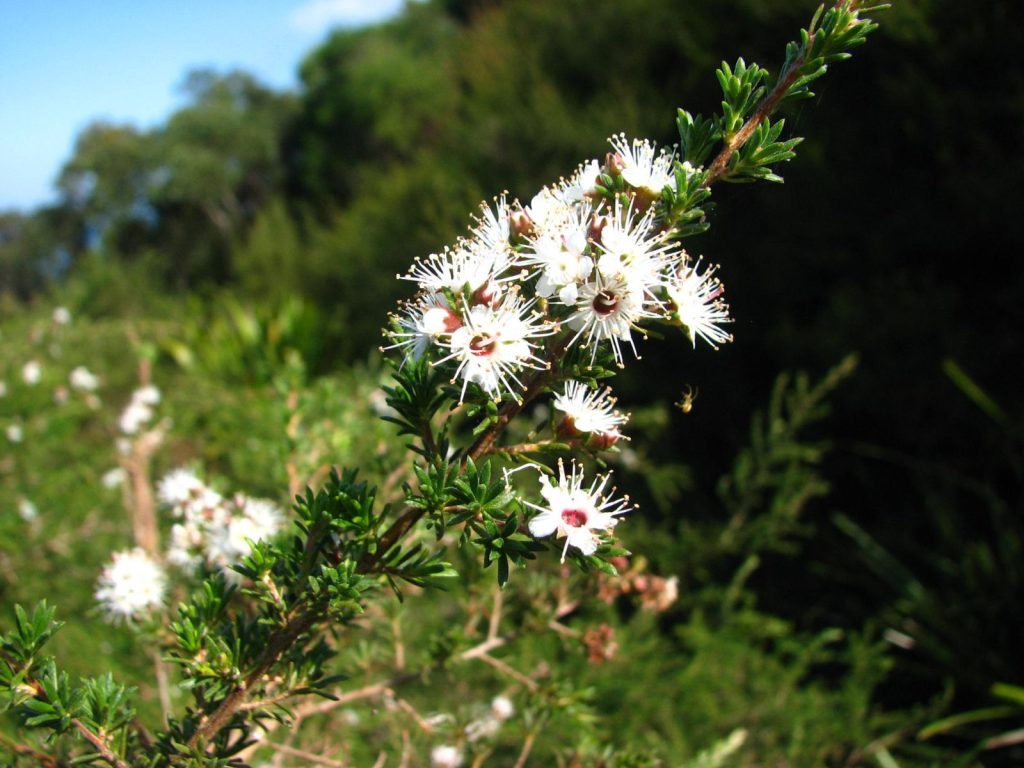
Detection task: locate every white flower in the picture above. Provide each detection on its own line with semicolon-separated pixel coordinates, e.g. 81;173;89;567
384;294;462;363
465;715;500;742
404;243;507;296
567;272;655;366
166;522;204;568
430;745;463;768
554;380;628;440
525;186;575;235
5;424;23;443
101;467;127;489
202;495;282;571
239;497;284;542
118;385;162;434
118;401;153;435
157;468;205;507
594;202;672;294
517;203;594;305
470;195;512;258
665;257;734;349
524;460;631;561
69;366;99;391
558;159;602;203
95;548;166;622
491;695;515;721
180;487;227;526
134;385;161;405
22;360;41;385
439;293;554;402
609;133;676;196
17;497;37;522
52;306;71;325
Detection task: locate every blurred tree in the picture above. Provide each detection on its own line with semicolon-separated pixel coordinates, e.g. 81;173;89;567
148;70;294;286
56;122;155;261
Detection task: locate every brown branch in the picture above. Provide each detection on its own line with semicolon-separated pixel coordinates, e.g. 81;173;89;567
513;730;537;768
705;0;859;185
704;58;806;185
467;334;570;461
492;441;564;456
187;610;317;749
72;721;132;768
0;733;61;768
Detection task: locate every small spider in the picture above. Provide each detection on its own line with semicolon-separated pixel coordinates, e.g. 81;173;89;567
675;385;698;414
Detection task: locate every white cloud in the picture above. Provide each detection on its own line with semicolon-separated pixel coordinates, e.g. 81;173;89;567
288;0;405;35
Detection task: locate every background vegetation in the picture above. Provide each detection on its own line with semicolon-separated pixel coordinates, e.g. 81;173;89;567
2;0;1022;764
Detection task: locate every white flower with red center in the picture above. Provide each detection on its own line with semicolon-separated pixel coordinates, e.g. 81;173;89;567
385;294;463;362
438;293;553;402
95;548;166;622
665;256;734;348
595;202;673;295
609;133;676;197
567;272;655;365
525;460;630;561
554;380;629;444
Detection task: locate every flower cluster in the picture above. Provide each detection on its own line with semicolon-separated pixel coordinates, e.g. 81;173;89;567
387;135;733;404
158;468;284;576
385;135;735;562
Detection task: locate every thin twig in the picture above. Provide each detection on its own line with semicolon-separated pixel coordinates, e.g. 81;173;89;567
0;733;61;768
72;720;132;768
512;730;537;768
151;648;172;723
268;741;347;768
475;653;538;691
394;695;434;734
487;585;503;641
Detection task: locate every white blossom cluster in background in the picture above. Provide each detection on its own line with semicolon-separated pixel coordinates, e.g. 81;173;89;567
118;384;161;435
427;695;516;767
95;468;285;622
158;468;285;577
387;134;732;561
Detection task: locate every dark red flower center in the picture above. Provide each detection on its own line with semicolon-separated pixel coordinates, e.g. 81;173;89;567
469;334;497;356
593;290;620;315
561;508;589;528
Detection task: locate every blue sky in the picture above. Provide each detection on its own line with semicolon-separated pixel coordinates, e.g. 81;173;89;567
0;0;405;212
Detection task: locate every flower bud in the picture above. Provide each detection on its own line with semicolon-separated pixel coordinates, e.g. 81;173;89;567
509;209;535;239
604;151;626;178
585;429;621;451
587;212;611;247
